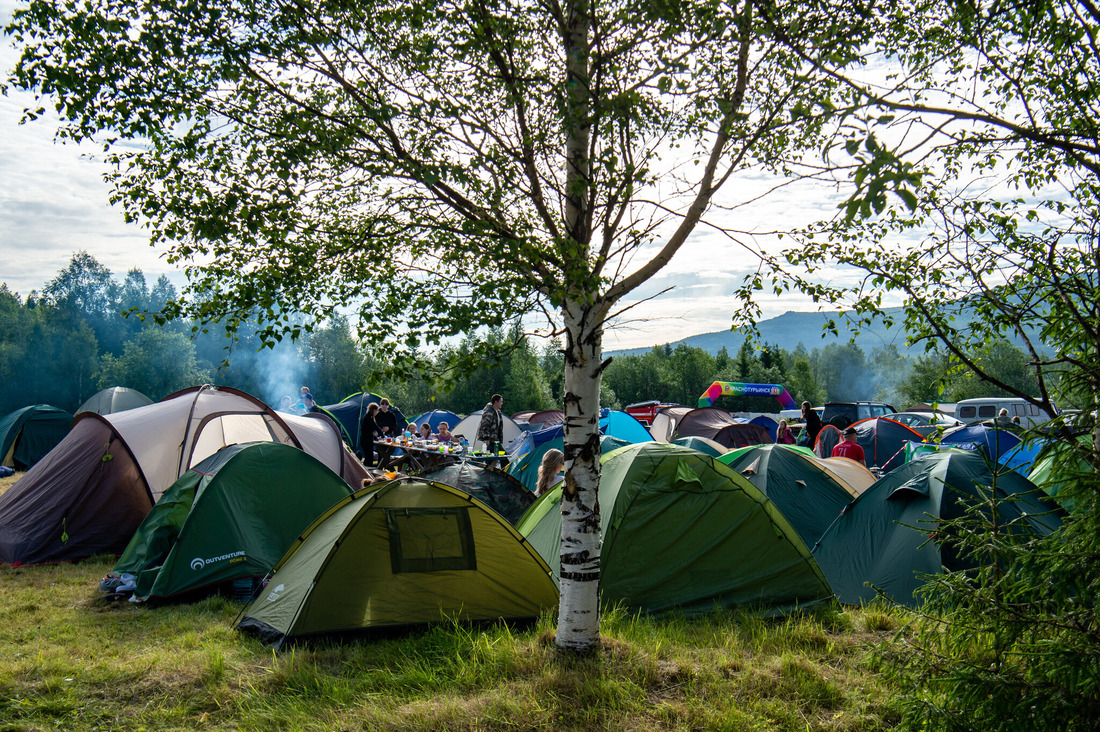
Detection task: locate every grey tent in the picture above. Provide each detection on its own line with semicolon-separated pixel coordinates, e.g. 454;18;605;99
76;387;153;416
674;407;773;449
420;461;534;525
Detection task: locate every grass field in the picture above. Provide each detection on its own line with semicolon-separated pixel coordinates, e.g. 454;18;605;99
0;555;904;731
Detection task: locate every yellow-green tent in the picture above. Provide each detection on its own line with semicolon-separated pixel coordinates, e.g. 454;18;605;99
238;479;558;649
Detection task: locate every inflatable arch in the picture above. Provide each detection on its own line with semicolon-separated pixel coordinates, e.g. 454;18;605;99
697;382;797;410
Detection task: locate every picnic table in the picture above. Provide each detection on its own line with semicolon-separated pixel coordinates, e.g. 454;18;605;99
374;440;508;473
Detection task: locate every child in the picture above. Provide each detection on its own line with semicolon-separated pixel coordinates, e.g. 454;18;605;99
536;448;565;497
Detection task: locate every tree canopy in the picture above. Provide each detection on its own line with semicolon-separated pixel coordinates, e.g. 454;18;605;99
7;0;876;650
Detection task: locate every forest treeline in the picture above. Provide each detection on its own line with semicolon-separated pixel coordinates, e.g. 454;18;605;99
1;252;1043;418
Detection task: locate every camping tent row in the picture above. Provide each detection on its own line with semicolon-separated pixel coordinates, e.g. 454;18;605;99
1;388;155;472
104;443;540;606
105;439;1063;650
519;442;1060;614
0;385;369;565
505;410;654;492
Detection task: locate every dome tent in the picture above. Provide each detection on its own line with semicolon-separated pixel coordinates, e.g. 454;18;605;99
846;417;924;471
451;410;524;452
718;444;860;548
421;461;534;525
674;407;773;449
321;392;408;454
813;451;1063;607
0;404;73;471
237;479;558;650
670;435;728;457
518;442;833;616
409;409;462;432
507;434;631;493
108;442;354;603
76;386;153;416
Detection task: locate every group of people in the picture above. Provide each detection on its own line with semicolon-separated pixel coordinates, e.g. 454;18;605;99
278;387;321;416
357;393;511;469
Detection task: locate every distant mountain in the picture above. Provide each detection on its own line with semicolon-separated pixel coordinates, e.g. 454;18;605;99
608;307;917;357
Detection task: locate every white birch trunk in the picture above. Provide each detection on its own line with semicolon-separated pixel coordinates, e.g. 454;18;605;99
556;298;605;652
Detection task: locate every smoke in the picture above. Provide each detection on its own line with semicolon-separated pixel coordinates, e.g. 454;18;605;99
223;339;315;408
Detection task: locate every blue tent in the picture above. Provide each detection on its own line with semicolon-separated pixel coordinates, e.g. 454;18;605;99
936;423;1049;475
410;409;462;432
507;411;652;464
508;434;633;493
939;423;1022;462
601;410;654;444
749;415;780;442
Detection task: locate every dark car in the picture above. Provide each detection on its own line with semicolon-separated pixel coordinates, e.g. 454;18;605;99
886;411;964;437
822;401;897;429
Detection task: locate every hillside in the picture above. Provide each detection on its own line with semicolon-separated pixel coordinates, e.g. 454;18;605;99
610;306;914;357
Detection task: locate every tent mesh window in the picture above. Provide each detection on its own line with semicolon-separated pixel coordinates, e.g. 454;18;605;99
384;507;477;574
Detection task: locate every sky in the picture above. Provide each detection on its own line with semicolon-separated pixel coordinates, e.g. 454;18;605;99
0;1;864;352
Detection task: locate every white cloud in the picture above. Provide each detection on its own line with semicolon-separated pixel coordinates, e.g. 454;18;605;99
0;7;177;297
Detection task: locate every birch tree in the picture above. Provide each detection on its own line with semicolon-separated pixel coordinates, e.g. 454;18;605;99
6;0;864;651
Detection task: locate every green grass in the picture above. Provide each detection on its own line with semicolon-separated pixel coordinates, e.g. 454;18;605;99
0;557;904;731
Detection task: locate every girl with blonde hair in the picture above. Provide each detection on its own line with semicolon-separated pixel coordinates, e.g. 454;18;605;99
536;448;565;497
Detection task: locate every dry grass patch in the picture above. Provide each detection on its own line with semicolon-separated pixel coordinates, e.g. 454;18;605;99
0;471;20;498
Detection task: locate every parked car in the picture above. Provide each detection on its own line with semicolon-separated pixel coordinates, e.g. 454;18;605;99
885;411;964;437
821;401;897;429
954;397;1057;428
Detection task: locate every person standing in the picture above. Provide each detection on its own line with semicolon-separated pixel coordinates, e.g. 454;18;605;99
477;394;505;457
801;401;823;449
832;426;866;463
375;398;399;439
359;402;381;466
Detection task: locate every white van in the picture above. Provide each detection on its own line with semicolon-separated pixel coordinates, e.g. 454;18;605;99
954;397;1056;428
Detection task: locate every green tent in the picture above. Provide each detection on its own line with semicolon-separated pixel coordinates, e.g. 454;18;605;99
718;444;860;549
237;479;559;649
518;442;833;616
813;450;1063;607
0;404;73;471
110;442;353;602
1028;437;1093;512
